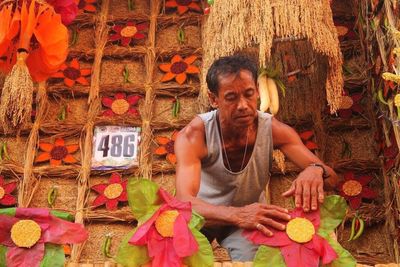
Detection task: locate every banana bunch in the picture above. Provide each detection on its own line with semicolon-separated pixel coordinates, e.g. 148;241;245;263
257;72;280;115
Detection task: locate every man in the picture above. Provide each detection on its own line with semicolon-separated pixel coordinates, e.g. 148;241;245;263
175;55;338;261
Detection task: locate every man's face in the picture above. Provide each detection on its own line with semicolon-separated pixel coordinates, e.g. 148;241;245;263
210;69;259;128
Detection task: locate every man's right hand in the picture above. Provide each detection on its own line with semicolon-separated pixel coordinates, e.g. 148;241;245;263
231;203;291;236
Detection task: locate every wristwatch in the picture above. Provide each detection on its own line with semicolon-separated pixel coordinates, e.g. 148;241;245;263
309;163;330;179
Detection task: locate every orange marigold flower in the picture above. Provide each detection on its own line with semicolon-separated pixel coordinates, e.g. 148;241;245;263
35;138;79;166
154;131;178;164
159;55;199;85
75;0;97;13
165;0;202;15
52;58;91;87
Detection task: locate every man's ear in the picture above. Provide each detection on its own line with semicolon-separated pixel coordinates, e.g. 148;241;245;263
208;91;218;108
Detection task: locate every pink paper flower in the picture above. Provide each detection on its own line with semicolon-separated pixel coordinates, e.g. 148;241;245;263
129;188;198;266
243;208;337;267
46;0;78;25
0;208;88;267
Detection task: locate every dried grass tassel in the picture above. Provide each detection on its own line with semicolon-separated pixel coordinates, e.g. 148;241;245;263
0;50;33;133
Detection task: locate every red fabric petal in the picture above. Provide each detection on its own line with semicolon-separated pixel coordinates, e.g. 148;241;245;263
173;214;198;257
384;145;398;159
133;32;145;40
129;207;164;245
120;37;131;46
306;141;318;150
115;92;127;99
102;109;115;117
105;198;119;210
127;95;141;105
280;243;320;267
15;208;50;231
92;194;108;207
0;176;4;185
351;93;363;102
128;108;139;116
91;183;107;193
242;229;292;247
358;175;372;186
112;25;123;32
7;243;45;267
147;227;183;267
337;109;352;119
136;23;148;31
110;172;122;183
299;130;314;141
0;194;16;206
344;171;355;181
101;96;114;108
118;190;128;202
310;235;337;264
361;187;378;199
349;197;362;209
0;215;19;246
41;215;88;245
109;33;122;42
351;104;363;114
3;181;17;194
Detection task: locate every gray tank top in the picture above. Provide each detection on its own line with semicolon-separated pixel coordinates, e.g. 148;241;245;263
197;110;273;207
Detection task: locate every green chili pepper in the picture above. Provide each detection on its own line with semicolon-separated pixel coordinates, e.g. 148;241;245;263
47;186;58;208
174;97;180;118
2;142;9;160
70;29;78;47
57;106;66;121
177;27;185;44
123;65;131;83
128;0;135;11
348;216;357;241
0;142;3;161
352;217;365;240
378;89;388;105
102;234;112;258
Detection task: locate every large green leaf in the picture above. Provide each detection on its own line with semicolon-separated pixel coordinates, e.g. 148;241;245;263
39;244;65;267
115;229;150;267
0;245;7;267
50;210;74;221
127;178;161;222
318;195;347;237
253;245;286;267
323;236;356;267
0;208;16;216
188;211;205;231
183;228;213;267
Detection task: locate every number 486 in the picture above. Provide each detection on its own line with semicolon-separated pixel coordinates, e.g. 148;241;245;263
97;134;136;157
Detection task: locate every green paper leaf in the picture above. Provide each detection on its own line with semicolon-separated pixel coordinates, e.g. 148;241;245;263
127;178;161;222
188;211;205;231
184;228;213;267
115;229;150;267
0;245;7;267
323;236;356;267
318;195;347;237
50;210;74;222
253;245;285;267
39;244;65;267
0;208;16;216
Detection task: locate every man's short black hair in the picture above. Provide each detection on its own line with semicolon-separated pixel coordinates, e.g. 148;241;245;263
206;54;258;95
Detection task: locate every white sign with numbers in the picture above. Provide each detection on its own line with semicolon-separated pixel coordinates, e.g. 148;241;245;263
91;126;140;170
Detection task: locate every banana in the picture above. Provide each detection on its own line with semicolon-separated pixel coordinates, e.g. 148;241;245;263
257;74;270;112
267;77;279;115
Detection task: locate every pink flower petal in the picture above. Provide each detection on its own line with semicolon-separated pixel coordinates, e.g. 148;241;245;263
158;189;192;222
92;194;108;207
115;92;127;99
344;171;354;181
91;183;107;193
7;243;45;267
102;109;115;117
129;207;164;245
243;229;292;247
110;172;122;183
15;208;50;232
349;197;361;209
42;215;88;245
309;234;337;264
127;95;141;105
147;227;183;267
105;198;119;210
361;187;378;199
358;175;372;186
173;214;198;257
3;181;17;194
0;215;19;246
101;96;114;108
0;194;16;206
281;243;320;267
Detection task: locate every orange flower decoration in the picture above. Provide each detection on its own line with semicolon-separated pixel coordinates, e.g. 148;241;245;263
75;0;97;13
52;58;91;87
154;131;178;164
159;55;199;85
35;138;79;166
165;0;202;15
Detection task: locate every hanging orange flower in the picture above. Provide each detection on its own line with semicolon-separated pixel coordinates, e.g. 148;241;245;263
51;58;91;87
165;0;202;15
35;138;79;166
75;0;97;13
159;55;199;85
154;131;178;164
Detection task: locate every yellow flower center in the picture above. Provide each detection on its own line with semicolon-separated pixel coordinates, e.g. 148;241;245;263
155;210;179;237
111;99;130;115
120;26;138;38
342;180;362;196
11;220;42;248
0;186;4;199
394;94;400;107
104;183;123;199
339;95;353;109
286;217;315;243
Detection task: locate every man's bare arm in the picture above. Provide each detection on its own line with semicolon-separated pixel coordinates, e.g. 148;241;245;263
175;117;290;236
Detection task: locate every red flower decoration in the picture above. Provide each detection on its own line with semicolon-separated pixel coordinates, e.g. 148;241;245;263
377;131;399;170
75;0;97;13
337;93;363;119
109;22;148;47
129;188;198;266
91;173;128;210
165;0;202;15
47;0;78;25
337;172;378;209
299;130;318;151
244;208;337;267
154;131;178;164
0;208;88;267
159;55;200;85
51;58;91;87
35;138;79;166
0;176;17;206
101;93;141;117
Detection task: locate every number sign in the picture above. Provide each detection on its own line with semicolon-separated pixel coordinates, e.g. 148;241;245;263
92;126;140;170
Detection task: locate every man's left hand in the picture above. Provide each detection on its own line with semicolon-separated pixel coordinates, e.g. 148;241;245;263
281;166;324;212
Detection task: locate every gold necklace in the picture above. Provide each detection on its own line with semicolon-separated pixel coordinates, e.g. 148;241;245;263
217;119;250;172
